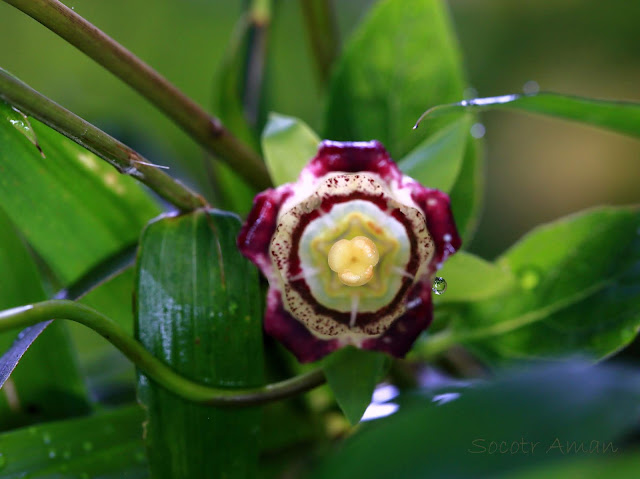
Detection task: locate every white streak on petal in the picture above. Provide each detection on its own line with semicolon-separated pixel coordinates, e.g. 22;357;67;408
392;267;414;280
350;294;359;328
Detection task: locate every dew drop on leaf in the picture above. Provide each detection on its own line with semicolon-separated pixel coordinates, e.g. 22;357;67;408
432;277;447;295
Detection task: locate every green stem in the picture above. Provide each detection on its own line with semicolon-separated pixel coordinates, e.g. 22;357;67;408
2;0;271;190
0;68;206;212
0;300;325;406
300;0;339;86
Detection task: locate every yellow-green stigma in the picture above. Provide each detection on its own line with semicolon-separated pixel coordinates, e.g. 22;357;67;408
327;236;379;287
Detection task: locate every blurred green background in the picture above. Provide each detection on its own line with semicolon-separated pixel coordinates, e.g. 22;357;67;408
0;0;638;258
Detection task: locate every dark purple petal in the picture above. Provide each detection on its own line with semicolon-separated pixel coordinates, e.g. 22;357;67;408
361;281;433;357
237;187;291;277
306;140;402;182
410;186;461;266
264;288;340;363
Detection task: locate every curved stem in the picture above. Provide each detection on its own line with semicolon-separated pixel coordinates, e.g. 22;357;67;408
2;0;271;190
0;300;325;406
0;68;206;212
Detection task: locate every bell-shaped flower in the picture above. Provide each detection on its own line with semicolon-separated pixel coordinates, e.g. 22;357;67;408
238;140;460;362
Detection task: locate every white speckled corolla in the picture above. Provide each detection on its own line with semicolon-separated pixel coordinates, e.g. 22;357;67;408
238;140;460;362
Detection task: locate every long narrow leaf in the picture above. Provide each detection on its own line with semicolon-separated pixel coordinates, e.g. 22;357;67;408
415;92;640;139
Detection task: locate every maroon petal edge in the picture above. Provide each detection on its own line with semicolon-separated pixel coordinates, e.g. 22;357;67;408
361;280;433;357
410;186;462;267
237;187;291;279
264;288;340;363
306;140;403;183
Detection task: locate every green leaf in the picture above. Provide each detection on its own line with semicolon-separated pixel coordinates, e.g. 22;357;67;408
73;268;138;403
0;100;160;284
448;137;484;243
262;113;321;186
399;116;471;193
449;207;640;362
214;14;262;152
322;347;388;424
211;13;263;215
135;210;264;479
416;92;640;139
0;405;147;478
0;207;90;430
324;0;467;160
312;362;640;479
323;0;483;242
436;251;515;303
508;452;640;479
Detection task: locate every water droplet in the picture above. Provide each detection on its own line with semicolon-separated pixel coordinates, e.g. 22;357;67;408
48;448;57;459
432;277;447;295
523;80;540;95
0;454;6;469
4;106;45;157
470;122;486;139
42;432;52;444
82;441;93;452
518;268;540;290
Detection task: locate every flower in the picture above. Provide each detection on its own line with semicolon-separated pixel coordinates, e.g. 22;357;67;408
238;140;461;363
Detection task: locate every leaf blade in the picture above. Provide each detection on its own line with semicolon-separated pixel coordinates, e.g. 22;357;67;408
0;405;146;478
324;0;467;160
0;207;90;429
435;251;515;303
322;347;388;425
399;116;471;193
313;362;640;479
416;92;640;139
0;100;160;284
453;207;640;362
262;113;321;186
135;210;264;479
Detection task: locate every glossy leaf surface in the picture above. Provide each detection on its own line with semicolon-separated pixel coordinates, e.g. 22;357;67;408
399;116;471;193
135;210;264;479
322;347;388;424
436;251;515;303
262;113;320;186
313;362;640;479
325;0;467;160
0;208;90;430
0;405;146;478
0;100;160;284
452;207;640;362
